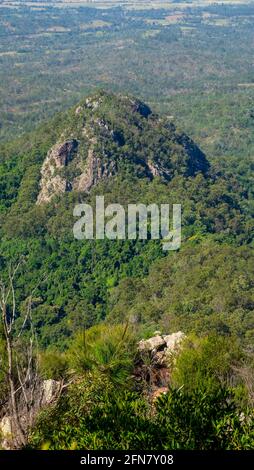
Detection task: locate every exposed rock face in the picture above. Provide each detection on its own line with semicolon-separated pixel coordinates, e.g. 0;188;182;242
50;140;79;167
136;332;185;396
36;91;209;205
0;379;61;449
147;160;161;178
84;95;103;111
138;335;166;353
73;148;117;193
138;331;185;364
37;139;78;204
41;379;62;405
163;331;186;351
0;416;12;450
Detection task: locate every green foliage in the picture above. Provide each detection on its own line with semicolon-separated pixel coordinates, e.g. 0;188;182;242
1;0;254;452
29;374;156;450
67;323;138;387
29;358;254;450
155;386;254;450
109;242;254;341
0;85;253;346
171;334;244;393
39;350;69;381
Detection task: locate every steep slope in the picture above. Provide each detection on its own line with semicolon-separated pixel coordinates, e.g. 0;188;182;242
0;91;253;347
36;91;209;204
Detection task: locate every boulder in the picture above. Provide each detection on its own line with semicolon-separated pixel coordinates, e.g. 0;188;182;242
42;379;61;405
138;331;185;356
0;416;12;450
164;331;186;351
136;332;185;391
138;335;166;353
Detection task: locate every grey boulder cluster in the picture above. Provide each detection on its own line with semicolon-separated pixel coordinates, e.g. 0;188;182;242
135;331;185;398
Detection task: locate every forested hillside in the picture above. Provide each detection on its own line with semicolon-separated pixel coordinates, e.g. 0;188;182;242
0;0;254;453
0;90;253;450
0;91;253;346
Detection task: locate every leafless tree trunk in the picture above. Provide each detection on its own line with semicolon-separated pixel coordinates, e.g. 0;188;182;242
0;260;40;448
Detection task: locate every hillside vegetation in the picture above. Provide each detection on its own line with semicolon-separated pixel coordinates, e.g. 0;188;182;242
0;91;253;449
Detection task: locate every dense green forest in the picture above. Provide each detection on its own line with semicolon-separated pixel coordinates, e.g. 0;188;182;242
0;0;253;452
0;90;253;449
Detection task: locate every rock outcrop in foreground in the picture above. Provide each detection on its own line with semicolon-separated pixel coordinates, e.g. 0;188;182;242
0;333;185;449
136;331;185;399
37;91;209;204
0;379;61;450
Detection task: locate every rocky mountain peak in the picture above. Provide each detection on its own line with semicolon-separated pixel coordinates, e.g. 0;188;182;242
36;91;209;205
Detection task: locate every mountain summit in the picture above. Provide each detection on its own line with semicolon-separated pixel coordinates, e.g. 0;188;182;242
37;91;209;204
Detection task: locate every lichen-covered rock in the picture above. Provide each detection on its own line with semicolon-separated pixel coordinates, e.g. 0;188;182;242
138;335;166;353
42;379;61;405
164;331;186;351
0;416;14;450
138;331;185;367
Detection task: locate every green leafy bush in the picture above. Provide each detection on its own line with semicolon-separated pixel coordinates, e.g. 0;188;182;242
67;323;138;386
